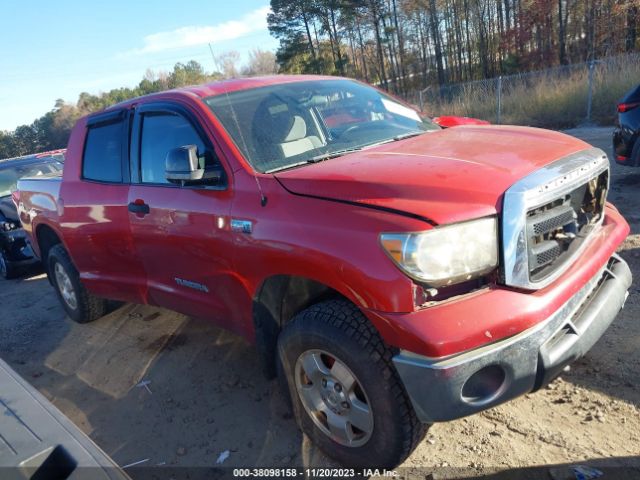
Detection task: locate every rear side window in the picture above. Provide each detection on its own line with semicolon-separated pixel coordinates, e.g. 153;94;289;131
83;121;123;182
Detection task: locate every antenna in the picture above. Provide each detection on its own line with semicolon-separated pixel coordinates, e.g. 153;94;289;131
208;43;216;71
255;173;268;207
223;89;268;207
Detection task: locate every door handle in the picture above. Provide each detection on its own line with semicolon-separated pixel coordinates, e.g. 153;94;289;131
128;200;150;215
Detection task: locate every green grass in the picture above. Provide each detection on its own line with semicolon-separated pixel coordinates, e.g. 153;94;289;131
421;55;640;129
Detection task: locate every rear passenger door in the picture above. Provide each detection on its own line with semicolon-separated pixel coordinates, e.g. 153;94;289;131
60;110;147;303
127;102;238;329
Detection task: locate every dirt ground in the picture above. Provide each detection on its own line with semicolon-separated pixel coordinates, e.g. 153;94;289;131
1;127;639;479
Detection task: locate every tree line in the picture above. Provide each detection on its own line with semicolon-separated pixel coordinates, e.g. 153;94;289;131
268;0;639;92
0;50;276;159
2;2;637;159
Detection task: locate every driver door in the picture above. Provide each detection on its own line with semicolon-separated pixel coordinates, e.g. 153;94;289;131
127;102;236;327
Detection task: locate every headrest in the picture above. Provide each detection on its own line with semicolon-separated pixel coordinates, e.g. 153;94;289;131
252;97;298;144
284;116;307;142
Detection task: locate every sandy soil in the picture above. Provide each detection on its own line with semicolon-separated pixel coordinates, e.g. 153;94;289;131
0;127;638;479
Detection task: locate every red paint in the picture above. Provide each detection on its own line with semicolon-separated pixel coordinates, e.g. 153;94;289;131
35;148;66;159
17;76;629;359
275;125;591;224
433;116;490;128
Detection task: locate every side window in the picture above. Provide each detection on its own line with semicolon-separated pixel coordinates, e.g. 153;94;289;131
139;113;209;184
83;121;123;182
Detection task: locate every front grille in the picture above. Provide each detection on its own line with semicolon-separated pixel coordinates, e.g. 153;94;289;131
501;148;610;290
529;204;575;236
530;241;562;270
525;170;608;282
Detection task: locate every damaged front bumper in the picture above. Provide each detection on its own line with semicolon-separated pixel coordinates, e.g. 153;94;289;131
1;227;37;264
393;254;632;423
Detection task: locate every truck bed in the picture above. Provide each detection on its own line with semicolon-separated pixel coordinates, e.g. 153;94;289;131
18;174;62;190
17;176;62;216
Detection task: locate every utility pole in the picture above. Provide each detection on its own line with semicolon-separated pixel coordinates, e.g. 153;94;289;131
586;61;595;123
497;76;503;124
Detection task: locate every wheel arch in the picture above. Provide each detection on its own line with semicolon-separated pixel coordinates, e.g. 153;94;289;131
252;274;374;379
35;223;63;279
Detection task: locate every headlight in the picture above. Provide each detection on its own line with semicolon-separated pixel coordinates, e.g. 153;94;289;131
380;216;498;287
1;221;17;232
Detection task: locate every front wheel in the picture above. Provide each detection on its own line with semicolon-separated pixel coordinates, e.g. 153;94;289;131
48;244;107;323
277;299;427;468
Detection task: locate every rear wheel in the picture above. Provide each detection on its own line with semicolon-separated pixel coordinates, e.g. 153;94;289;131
48;244;107;323
277;299;427;468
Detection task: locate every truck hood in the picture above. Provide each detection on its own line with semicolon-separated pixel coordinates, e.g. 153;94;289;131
274;125;592;225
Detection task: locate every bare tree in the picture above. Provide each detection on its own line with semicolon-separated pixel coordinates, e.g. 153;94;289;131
213;51;241;79
242;49;279;76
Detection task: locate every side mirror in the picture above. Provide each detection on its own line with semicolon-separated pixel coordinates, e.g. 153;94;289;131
165;145;224;185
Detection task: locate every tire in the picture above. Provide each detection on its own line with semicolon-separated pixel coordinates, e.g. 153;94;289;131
631;138;640;167
0;249;19;280
47;244;107;323
277;299;427;469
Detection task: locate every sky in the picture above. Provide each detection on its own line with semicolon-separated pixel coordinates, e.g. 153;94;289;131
0;0;279;131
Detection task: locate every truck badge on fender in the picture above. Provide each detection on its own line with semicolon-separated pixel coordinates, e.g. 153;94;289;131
230;219;253;234
174;278;209;293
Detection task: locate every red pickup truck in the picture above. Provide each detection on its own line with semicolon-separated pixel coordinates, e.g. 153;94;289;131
16;76;631;468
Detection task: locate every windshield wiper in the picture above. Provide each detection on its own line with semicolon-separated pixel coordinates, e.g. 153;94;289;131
265;147;364;173
308;147;364;163
265;136;426;174
363;131;429;150
393;131;428;141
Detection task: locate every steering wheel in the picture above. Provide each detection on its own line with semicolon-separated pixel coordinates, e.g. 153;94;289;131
337;123;366;138
337;121;395;140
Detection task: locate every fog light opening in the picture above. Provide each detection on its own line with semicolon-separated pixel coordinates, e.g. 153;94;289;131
461;364;506;405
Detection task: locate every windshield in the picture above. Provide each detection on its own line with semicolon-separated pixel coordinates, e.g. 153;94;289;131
0;160;63;197
205;79;439;173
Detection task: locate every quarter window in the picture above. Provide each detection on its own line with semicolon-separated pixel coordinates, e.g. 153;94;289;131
83;121;123;182
139;113;208;184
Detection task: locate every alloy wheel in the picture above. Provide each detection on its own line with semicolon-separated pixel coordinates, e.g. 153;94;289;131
54;262;77;310
294;349;374;447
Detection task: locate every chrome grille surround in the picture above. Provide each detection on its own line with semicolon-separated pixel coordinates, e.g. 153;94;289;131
502;147;610;290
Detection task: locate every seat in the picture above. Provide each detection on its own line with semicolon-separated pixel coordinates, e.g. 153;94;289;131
279;115;323;158
251;96;324;171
